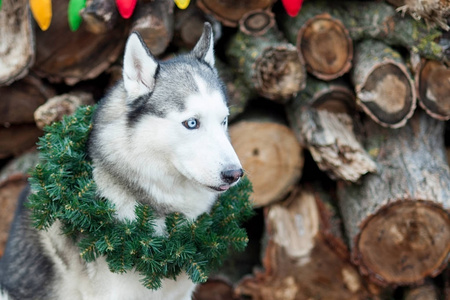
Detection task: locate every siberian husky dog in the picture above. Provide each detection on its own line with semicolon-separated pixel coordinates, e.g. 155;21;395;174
0;23;243;300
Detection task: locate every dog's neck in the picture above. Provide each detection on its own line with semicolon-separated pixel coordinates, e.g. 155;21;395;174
92;163;218;224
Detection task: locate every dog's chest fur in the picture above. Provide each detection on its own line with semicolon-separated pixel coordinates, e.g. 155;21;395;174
40;223;195;300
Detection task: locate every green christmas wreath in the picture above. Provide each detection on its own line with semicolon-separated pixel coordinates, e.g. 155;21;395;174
27;105;254;290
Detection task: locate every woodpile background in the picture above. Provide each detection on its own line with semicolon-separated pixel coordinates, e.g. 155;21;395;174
1;0;450;299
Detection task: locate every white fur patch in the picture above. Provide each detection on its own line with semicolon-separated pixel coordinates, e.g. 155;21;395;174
0;290;11;300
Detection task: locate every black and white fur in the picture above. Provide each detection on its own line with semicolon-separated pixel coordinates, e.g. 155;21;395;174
0;23;243;300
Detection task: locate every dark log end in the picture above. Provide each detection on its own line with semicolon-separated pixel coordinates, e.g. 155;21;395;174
312;87;356;115
254;45;306;102
131;0;174;57
417;60;450;120
196;0;274;27
297;14;353;81
357;62;415;128
33;0;128;85
239;9;275;36
355;201;450;286
81;0;119;34
194;278;234;300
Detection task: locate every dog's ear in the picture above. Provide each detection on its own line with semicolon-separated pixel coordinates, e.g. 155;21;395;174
123;32;159;99
192;22;215;68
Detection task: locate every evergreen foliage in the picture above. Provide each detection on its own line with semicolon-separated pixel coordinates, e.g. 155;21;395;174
27;105;254;290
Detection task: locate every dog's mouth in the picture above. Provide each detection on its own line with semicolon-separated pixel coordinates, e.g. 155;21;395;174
208;184;231;192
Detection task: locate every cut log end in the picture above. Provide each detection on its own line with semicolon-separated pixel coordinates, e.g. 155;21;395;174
355;201;450;286
229;121;303;207
417;60;450;120
357;62;415;128
80;0;119;34
297;14;353;80
239;9;275;36
133;26;172;57
312;87;356;115
254;45;306;102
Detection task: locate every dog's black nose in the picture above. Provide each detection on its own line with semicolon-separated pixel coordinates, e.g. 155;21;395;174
221;168;244;184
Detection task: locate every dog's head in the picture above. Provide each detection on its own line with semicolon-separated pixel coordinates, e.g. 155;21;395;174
119;23;242;193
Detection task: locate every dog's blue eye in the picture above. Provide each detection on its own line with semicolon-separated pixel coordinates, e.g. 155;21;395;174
222;117;228;127
183;118;200;129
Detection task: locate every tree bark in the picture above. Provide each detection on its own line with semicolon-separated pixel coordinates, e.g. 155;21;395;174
229;120;303;207
196;0;275;27
352;39;416;128
286;77;376;182
0;0;35;85
415;59;450;121
282;0;448;62
131;0;174;57
32;0;128;85
226;26;306;102
0;75;55;126
338;110;450;286
284;12;353;80
235;187;371;300
386;0;450;30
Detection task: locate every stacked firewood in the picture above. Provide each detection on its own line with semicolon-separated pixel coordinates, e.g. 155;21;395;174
1;0;450;299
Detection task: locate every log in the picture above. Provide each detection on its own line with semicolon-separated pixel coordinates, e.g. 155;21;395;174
286;77;376;182
80;0;119;34
285;12;353;80
352;39;416;128
226;20;306;102
0;125;42;159
32;0;128;85
196;0;275;27
0;151;39;258
0;0;35;85
403;280;439;300
415;59;450;121
282;0;448;62
34;92;95;129
194;278;234;300
174;2;221;49
386;0;450;30
0;177;26;258
238;9;275;37
0;75;55;126
235;187;371;300
229;120;303;207
338;110;450;286
131;0;174;57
